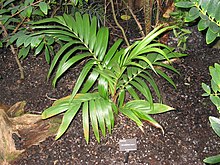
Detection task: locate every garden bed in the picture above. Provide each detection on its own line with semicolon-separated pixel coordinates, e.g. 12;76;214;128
0;25;220;164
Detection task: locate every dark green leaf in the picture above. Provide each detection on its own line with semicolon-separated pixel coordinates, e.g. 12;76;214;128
39;2;48;15
18;46;30;59
175;2;195;8
202;83;211;94
209;22;220;34
209;116;220;137
45;46;50;64
198;19;210;31
203;154;220;164
206;27;218;44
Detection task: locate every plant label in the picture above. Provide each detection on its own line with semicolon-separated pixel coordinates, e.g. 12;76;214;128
119;138;137;152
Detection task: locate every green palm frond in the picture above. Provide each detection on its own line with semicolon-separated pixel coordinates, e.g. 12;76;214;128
121;100;174;133
38;13;184;143
42;92;114;143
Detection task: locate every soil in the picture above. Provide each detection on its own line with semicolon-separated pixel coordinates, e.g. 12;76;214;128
1;20;220;165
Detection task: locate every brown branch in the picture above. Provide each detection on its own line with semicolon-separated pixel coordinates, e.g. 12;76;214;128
11;0;43;18
0;21;24;79
122;0;145;38
110;0;130;46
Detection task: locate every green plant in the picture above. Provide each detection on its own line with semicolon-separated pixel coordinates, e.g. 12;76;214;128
172;28;191;51
202;63;220;164
22;12;186;143
203;117;220;164
202;63;220;112
0;0;51;78
175;0;220;44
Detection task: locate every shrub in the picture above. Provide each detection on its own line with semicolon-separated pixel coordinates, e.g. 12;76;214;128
18;12;186;143
175;0;220;44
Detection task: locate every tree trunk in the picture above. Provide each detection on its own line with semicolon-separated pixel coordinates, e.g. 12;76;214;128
0;101;61;164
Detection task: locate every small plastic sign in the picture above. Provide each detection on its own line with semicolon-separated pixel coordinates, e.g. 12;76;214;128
119;138;137;152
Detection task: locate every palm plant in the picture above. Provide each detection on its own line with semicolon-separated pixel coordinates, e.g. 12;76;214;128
26;12;185;143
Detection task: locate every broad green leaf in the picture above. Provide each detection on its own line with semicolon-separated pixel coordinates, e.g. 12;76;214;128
207;0;219;18
32;17;62;25
25;6;33;18
55;104;81;140
18;46;30;59
198;19;210;31
133;77;153;104
206;28;217;44
129;25;173;58
203;154;220;164
215;2;220;22
209;116;220;137
185;11;200;22
175;2;195;8
63;14;75;31
124;100;150;111
154;62;179;74
200;0;211;12
149;103;174;114
24;37;32;47
210;65;220;87
56;16;67;27
82;102;89;143
211;79;220;93
31;36;43;48
209;22;220;34
16;34;28;47
188;7;199;17
39;2;48;15
3;0;16;7
31;29;76;38
200;13;209;20
210;95;220;110
202;83;211;94
134;55;158;74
